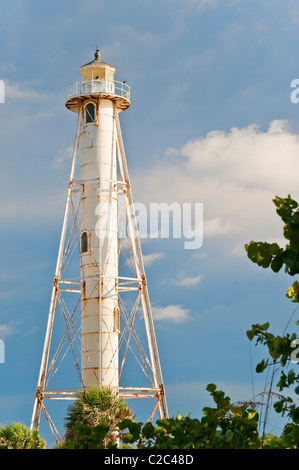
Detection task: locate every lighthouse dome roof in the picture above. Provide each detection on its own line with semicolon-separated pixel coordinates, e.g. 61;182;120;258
80;50;115;71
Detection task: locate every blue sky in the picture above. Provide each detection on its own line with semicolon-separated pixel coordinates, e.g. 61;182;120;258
1;0;299;446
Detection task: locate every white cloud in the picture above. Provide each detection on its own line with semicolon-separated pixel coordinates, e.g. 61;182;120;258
113;16;185;56
204;217;232;237
131;119;299;250
53;145;73;169
143;251;165;267
193;251;208;260
187;0;218;11
164;147;179;158
1;117;297;254
4;81;44;100
255;19;269;33
0;322;17;339
173;274;203;287
181;120;299;193
152;304;191;323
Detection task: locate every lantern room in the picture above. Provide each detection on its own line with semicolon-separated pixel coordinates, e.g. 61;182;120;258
80;50;115;83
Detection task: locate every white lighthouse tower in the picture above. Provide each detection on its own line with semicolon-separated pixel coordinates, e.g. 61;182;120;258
78;51;120;390
31;51;168;441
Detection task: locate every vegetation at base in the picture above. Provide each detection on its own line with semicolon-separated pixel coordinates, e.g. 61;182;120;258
57;387;132;449
118;383;262;449
0;422;46;449
245;195;299;278
244;194;299;448
52;383;263;449
54;383;298;449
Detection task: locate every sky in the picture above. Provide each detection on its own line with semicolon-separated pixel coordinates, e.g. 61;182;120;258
1;0;299;447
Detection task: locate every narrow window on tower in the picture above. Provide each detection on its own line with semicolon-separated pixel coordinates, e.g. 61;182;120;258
85;102;95;123
81;231;88;253
113;307;120;333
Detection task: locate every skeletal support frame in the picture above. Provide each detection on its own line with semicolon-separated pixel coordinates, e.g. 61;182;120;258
30;108;168;442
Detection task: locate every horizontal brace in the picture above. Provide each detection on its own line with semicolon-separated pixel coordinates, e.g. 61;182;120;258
38;387;161;401
59;280;81;286
118;287;140;292
59;275;142;282
39;389;83;400
119;394;157;399
74;177;128;186
43;396;77;400
59;288;81;293
119;387;160;392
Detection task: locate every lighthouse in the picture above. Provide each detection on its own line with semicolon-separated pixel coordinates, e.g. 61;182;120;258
31;51;168;440
73;51;124;389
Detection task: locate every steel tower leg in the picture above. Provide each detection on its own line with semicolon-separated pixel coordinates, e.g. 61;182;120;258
30;113;83;430
115;112;168;419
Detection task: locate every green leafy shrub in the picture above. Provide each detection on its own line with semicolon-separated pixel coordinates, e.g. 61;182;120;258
119;384;261;449
58;387;133;449
0;422;46;449
245;195;299;447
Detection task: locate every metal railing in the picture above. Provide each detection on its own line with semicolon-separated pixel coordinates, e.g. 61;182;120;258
65;79;130;102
